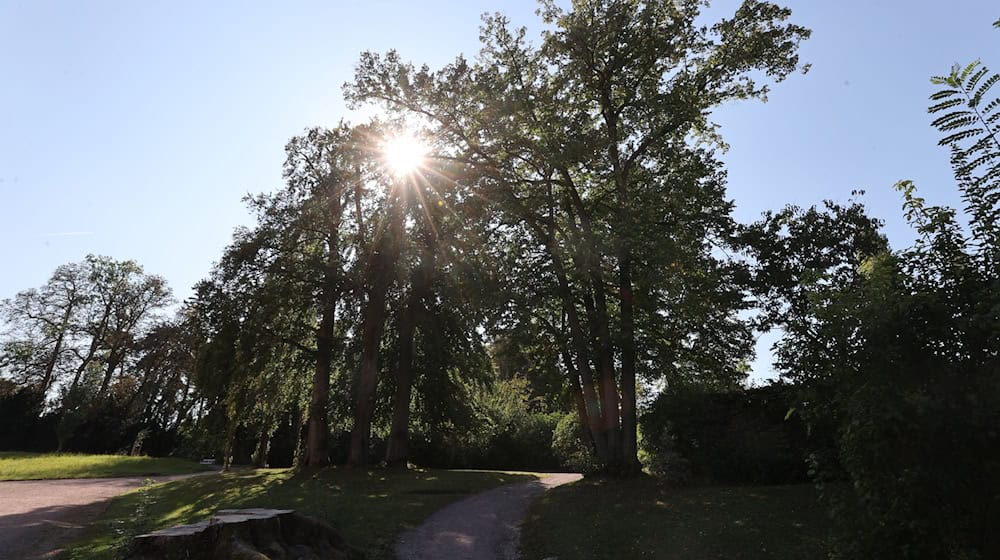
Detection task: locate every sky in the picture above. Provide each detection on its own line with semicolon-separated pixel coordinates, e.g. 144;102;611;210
1;1;996;381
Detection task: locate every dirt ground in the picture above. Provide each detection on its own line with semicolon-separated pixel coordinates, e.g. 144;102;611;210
395;472;582;560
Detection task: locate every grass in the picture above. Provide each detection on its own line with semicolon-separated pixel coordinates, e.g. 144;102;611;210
0;452;211;481
61;467;537;560
521;477;832;560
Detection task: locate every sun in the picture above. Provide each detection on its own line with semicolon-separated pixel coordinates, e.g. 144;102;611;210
382;132;428;176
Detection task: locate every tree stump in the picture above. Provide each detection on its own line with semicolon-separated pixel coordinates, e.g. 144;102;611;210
125;508;359;560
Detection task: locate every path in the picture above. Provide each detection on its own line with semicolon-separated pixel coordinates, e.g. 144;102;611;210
395;472;582;560
0;474;201;560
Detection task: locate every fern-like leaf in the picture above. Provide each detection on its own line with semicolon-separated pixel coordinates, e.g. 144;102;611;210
929;89;962;101
941;128;985;147
967;67;991;96
983;97;1000;116
972;74;1000;107
959;61;981;82
929;53;1000;263
929;98;963;113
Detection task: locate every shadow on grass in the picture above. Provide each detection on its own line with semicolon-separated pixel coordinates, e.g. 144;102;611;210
61;467;535;560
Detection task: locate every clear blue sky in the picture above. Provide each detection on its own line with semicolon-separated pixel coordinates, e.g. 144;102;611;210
1;1;996;380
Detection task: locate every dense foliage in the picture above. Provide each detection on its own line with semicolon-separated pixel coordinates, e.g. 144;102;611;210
641;383;815;484
744;30;1000;558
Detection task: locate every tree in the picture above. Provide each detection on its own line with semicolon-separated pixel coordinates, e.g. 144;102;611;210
346;0;809;471
0;261;87;398
747;20;1000;557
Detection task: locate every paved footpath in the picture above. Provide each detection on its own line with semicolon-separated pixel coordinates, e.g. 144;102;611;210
395;472;582;560
0;474;199;560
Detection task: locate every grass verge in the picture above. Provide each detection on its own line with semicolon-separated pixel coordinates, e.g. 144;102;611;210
0;452;210;481
61;467;536;560
521;477;831;560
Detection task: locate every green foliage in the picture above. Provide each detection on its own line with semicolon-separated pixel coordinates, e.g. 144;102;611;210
641;384;815;484
749;31;1000;553
929;57;1000;258
347;0;810;470
551;412;601;474
411;377;561;470
0;380;56;451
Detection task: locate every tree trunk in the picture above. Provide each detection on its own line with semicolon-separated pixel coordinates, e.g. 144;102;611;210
40;303;75;396
589;272;622;466
562;176;622;467
385;290;416;467
551;255;608;462
561;348;594;449
618;252;640;472
96;345;125;399
385;226;436;467
70;305;112;393
349;189;403;466
304;295;335;468
254;425;271;468
223;420;236;472
349;282;390;466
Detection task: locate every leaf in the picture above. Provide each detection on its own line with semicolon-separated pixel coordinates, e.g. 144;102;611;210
928;98;963;113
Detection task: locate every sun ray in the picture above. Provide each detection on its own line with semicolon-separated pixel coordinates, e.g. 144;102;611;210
382;132;428;177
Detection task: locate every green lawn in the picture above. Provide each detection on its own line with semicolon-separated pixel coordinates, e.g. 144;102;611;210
0;452;211;481
61;467;537;560
521;477;832;560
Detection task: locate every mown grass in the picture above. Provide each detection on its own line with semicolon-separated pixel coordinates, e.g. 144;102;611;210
0;452;210;481
521;477;832;560
61;467;537;560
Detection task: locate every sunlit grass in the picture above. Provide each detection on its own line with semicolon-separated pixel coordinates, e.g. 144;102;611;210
61;467;537;560
0;452;209;481
521;477;832;560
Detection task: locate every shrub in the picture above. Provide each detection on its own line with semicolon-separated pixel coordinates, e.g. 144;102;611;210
410;377;562;470
551;413;601;474
640;383;815;484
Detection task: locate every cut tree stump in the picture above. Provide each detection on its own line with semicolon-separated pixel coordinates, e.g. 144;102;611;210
125;508;359;560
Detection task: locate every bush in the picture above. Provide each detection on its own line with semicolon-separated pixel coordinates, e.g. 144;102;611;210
642;429;691;484
0;381;58;451
551;413;600;474
410;377;562;471
640;383;816;484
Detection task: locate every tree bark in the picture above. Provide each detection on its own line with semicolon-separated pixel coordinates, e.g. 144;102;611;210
40;302;75;396
384;290;416;467
304;294;335;467
304;175;345;468
618;252;640;472
561;348;594;449
254;424;271;468
564;183;622;466
349;189;403;466
551;252;609;461
385;228;435;466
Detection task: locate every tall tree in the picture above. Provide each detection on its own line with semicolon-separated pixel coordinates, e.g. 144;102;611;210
346;0;809;471
0;262;87;397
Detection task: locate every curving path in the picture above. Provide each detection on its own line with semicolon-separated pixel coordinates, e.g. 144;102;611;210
0;474;202;560
395;472;581;560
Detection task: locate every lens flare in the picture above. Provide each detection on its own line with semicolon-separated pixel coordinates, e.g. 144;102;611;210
383;133;428;176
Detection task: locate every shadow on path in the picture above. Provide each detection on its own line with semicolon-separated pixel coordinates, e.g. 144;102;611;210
0;474;205;560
